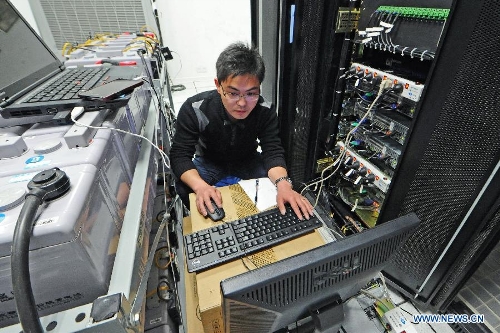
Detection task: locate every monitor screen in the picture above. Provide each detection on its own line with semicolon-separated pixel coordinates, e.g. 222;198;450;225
220;212;420;333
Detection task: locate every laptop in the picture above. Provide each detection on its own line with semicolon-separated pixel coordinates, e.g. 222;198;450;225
0;0;144;126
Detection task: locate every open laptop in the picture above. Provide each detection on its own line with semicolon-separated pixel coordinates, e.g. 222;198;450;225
0;0;144;126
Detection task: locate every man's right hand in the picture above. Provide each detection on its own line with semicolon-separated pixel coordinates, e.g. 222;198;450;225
180;169;223;216
194;184;223;217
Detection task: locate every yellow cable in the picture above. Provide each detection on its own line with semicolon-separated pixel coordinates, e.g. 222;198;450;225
154;249;173;270
61;42;73;56
146;284;169;299
140;25;159;38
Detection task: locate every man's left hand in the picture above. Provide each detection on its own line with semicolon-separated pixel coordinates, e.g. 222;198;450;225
276;181;314;220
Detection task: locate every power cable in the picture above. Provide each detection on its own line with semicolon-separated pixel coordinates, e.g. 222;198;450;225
11;168;71;333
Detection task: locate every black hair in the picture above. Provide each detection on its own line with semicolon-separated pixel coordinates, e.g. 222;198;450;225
216;42;265;84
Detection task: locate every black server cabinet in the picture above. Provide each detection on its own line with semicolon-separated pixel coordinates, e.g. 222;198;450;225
277;0;500;313
277;0;355;187
378;0;500;310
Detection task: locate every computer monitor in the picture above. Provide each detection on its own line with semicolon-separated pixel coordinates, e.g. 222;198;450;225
220;212;420;333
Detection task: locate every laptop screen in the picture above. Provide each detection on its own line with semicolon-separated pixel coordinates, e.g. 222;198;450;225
0;0;62;105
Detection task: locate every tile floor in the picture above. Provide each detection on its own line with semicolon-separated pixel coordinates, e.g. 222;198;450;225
457;240;500;332
169;79;215;115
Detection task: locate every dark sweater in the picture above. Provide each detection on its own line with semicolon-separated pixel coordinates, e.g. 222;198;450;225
170;90;287;178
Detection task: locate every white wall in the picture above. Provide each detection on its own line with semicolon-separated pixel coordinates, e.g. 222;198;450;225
12;0;252;85
155;0;252;84
10;0;39;34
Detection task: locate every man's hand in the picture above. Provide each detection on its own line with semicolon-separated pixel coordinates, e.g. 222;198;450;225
180;169;223;217
194;184;223;217
276;181;314;220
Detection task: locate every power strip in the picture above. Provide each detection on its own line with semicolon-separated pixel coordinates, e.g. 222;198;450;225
337;141;392;193
351;62;424;102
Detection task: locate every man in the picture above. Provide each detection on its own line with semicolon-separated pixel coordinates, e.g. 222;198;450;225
169;42;312;220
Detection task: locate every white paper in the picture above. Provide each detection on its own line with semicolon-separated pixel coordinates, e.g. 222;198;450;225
238;177;277;212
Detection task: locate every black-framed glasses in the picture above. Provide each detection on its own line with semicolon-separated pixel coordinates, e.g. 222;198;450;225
220;85;260;102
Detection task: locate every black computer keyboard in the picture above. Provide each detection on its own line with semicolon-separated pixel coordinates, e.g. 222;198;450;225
27;67;109;102
184;206;322;273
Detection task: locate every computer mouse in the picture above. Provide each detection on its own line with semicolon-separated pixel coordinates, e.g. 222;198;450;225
205;198;225;222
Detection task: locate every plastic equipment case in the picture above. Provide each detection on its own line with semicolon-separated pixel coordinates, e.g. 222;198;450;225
0;164;125;327
0;82;153;328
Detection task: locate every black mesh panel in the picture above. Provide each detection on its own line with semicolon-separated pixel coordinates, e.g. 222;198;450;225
431;207;500;308
288;1;325;185
385;0;500;302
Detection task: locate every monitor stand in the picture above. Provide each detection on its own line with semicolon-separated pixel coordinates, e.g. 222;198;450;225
277;295;344;333
309;295;344;333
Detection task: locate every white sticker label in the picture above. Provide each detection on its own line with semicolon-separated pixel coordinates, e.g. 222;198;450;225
35;216;59;226
9;172;39;183
361;37;373;44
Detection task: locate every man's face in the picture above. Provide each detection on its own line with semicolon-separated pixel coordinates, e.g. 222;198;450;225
215;74;260;121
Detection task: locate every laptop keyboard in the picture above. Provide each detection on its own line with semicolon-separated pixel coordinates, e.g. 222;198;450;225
27;67;109;103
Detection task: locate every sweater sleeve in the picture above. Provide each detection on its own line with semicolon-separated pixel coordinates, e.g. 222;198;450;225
169;100;200;178
257;104;288;172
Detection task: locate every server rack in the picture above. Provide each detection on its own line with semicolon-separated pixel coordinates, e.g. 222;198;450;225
377;0;500;312
275;0;500;320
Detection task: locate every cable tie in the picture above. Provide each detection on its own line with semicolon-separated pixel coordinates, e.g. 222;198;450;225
410;48;417;58
351;199;358;212
420;50;428;61
401;46;408;56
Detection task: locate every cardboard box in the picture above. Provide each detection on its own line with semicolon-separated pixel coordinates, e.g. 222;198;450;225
183;216;205;333
186;185;326;333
